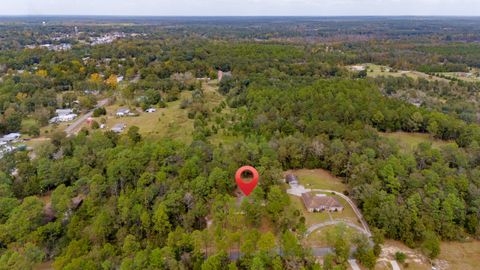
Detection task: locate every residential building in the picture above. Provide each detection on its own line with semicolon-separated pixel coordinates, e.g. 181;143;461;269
0;133;21;142
116;108;130;117
301;192;344;212
111;123;126;133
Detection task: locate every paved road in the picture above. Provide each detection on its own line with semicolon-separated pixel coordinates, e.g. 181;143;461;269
229;247;336;260
348;259;361;270
390;260;401;270
378;258;401;270
64;98;109;136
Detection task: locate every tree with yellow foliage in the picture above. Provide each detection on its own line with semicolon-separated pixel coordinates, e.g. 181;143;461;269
106;74;118;89
90;73;103;84
35;69;48;77
16;92;28;102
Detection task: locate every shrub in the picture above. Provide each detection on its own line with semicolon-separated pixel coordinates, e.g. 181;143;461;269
93;107;107;117
395;251;407;264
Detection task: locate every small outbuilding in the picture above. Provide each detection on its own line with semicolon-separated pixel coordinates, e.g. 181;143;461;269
285;174;299;185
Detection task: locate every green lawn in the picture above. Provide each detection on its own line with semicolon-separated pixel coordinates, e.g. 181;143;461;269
380;131;451;153
439;71;479;83
88;94;194;144
290;195;332;226
305;224;360;247
356;63;449;83
288;169;347;192
438;241;480;270
83;81;227;144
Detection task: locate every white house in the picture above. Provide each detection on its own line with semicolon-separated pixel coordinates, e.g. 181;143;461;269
111;123;126;133
58;114;77;122
116;108;130;117
0;133;21;142
49;113;77;124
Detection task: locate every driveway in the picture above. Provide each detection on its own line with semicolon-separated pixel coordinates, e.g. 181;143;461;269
306;220;369;237
348;259;361;270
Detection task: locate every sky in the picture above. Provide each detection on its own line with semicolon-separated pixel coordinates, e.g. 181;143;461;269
1;0;480;16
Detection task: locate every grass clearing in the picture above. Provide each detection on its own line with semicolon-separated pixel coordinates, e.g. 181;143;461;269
380;131;451;153
287;169;347;192
439;71;480;83
101;98;193;143
290;195;331;226
361;63;449;82
437;240;480;270
305;224;360;247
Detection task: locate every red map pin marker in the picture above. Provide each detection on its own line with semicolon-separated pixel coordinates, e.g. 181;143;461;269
235;166;259;196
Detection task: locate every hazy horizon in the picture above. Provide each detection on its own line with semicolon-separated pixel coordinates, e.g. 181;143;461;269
1;0;480;17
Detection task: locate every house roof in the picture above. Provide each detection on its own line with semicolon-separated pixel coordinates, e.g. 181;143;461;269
56;108;73;115
301;192;343;209
117;108;130;113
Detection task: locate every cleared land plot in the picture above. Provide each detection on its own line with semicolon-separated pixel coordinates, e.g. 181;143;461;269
358;63;449;82
437;241;480;270
380;131;451;153
103;104;192;143
305;224;360;247
439;71;480;82
287;169;347;192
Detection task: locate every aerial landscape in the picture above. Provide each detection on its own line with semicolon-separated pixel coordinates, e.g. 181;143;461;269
0;1;480;270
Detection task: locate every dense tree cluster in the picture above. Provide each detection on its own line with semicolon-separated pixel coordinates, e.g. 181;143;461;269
223;78;480;256
1;17;480;269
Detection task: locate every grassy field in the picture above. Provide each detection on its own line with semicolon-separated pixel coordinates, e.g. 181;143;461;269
286;169;347;192
378;239;480;270
90;95;195;144
437;241;480;270
380;131;451;153
305;224;360;247
76;80;228;144
29;80;227;147
360;63;450;83
440;71;480;82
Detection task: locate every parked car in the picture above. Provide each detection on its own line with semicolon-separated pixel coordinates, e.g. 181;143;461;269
145;108;156;113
